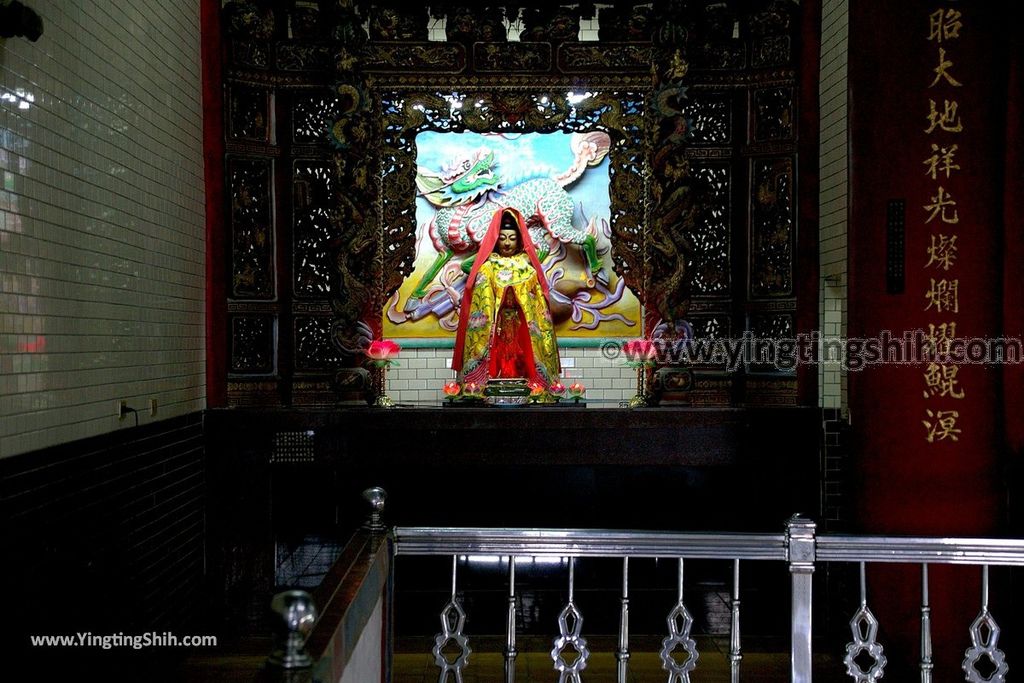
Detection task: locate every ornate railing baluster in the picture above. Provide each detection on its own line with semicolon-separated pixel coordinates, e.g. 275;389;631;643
390;517;1024;683
504;556;517;683
920;564;933;683
616;557;630;683
661;557;699;683
962;565;1008;683
432;555;471;683
843;561;886;682
729;559;742;683
552;557;589;683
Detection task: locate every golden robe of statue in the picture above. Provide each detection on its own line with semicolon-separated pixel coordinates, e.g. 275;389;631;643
452;208;561;386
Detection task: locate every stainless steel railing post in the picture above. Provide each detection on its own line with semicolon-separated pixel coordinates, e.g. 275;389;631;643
786;515;817;683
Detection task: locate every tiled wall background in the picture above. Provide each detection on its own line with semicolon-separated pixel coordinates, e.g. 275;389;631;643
818;0;849;415
819;0;850;530
0;0;206;458
388;347;636;405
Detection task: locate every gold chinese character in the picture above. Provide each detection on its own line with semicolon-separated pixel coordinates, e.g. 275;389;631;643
923;408;961;442
924;186;960;224
928;9;963;43
925;233;958;270
925;99;964;134
923;363;965;399
929;47;963;87
924;143;960;179
924;278;959;313
923;321;958;356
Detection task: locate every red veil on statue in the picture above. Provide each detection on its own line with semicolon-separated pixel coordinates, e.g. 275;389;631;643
452;207;560;383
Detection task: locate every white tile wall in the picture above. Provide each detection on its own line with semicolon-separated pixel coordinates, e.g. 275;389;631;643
819;0;849;415
387;346;636;406
427;16;447;42
579;16;599;42
0;0;206;458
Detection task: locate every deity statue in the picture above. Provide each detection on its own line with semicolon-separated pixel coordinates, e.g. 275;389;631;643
452;207;561;387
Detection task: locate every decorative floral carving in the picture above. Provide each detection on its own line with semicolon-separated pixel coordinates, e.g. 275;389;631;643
327;0;368;45
558;44;653;72
751;35;791;68
229;158;274;299
231;41;268;68
750;157;795;297
753;87;794;141
369;6;428;41
746;0;794;38
276;43;332;71
295;316;345;370
520;7;579;44
224;1;275;40
597;4;654;42
363;44;465;72
290;1;321;40
231;315;274;373
474;42;550;72
446;6;506;44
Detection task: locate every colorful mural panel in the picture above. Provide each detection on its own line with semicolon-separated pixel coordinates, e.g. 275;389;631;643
384;130;640;341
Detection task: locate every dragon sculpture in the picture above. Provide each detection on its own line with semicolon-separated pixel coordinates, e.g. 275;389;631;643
403;131;612;314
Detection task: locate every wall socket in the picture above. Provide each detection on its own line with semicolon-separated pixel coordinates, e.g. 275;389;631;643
149;398;158;416
116;400;128;420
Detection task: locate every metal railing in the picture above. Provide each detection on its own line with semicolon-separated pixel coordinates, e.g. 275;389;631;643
266;489;1024;683
392;519;804;683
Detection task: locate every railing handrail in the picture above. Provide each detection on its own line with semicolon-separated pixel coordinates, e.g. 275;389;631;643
265;490;393;681
393;526;788;560
817;534;1024;565
394;525;1024;566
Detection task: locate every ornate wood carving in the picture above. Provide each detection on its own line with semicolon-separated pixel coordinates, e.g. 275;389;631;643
752;86;794;141
750;156;795;298
474;42;551;73
276;42;334;71
228;157;274;299
557;44;653;73
230;314;274;373
445;6;506;44
369;6;428;41
219;0;807;406
363;43;466;72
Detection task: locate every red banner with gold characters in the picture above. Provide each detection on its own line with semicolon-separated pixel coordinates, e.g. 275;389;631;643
850;0;1018;534
918;7;968;445
848;0;1020;673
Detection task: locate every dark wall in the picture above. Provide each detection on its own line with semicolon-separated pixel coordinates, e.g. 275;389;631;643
205;406;823;639
208;406;821;530
0;413;206;673
0;405;824;657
